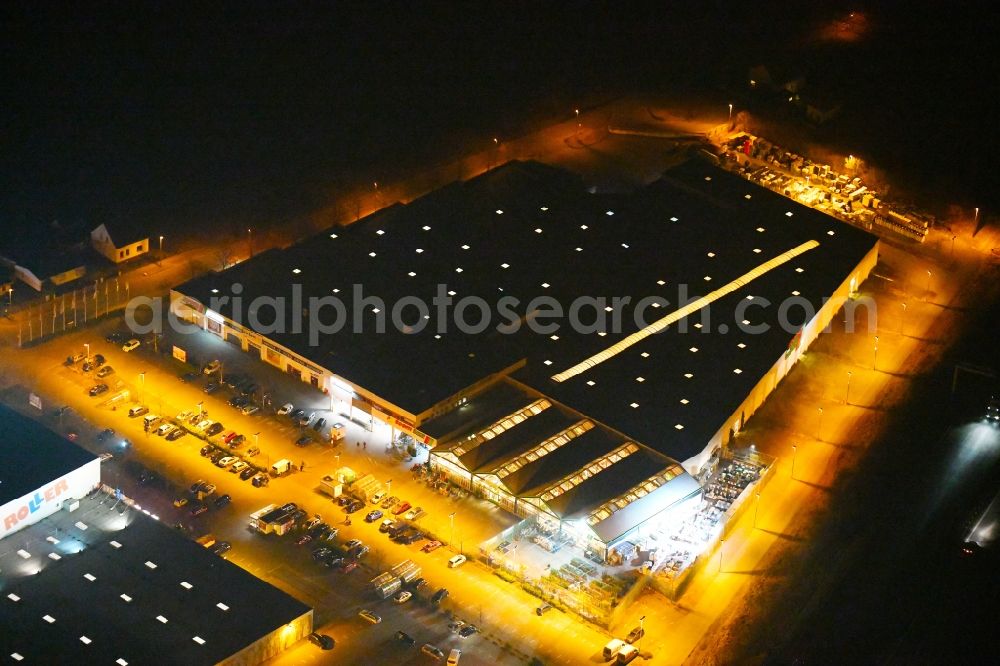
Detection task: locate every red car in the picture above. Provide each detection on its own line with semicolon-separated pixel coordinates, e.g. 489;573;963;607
421;540;442;553
296;534;313;546
392;501;411;516
223;431;240;445
338;560;358;573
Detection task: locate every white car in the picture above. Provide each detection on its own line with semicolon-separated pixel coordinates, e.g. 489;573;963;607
393;590;412;604
176;410;193;422
277;403;294;416
122;339;140;352
241;404;260;416
358;609;381;624
156;423;177;437
203;360;222;375
195;419;213;431
216;456;238;468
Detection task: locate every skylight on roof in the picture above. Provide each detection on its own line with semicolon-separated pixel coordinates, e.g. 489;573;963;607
117;660;128;666
16;549;30;559
746;295;754;300
180;581;193;589
496;209;504;215
415;248;424;253
292;268;301;274
534;227;543;233
792;290;800;296
332;288;340;293
636;377;645;383
703;276;711;281
756;227;765;232
670;216;678;222
84;573;96;582
604;306;613;312
753;248;762;253
12;654;23;661
329;233;338;239
540;206;548;211
144;561;157;569
689;347;699;353
156;615;168;624
684;373;693;378
827;230;835;236
680;398;689;404
707;252;715;258
110;541;123;549
742;319;751;325
80;636;91;645
48;553;61;560
630;402;639;408
597;331;607;336
376;229;385;235
46;536;59;544
455;267;463;273
641;352;650;358
217;602;230;611
434;334;441;339
737;342;746;348
408;271;416;277
544;360;552;366
621;243;630;249
447;290;456;296
7;593;20;601
422;225;431;231
656;280;665;286
210;288;219;294
461;244;470;249
500;262;509;268
43;615;55;624
704;176;712;181
675;424;685;430
744;194;752;200
734;368;743;374
606;210;614;216
120;594;132;602
550;335;559;341
371;308;380;314
694;323;703;329
193;636;205;645
651;302;661;308
586;380;595;386
541;282;550;288
575;247;583;252
785;211;794;217
368;252;376;258
795;267;804;273
580;224;588;230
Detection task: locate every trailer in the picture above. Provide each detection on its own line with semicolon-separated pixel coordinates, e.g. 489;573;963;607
371;571;402;599
270;458;293;477
320;474;343;498
250;503;297;535
391;559;422;584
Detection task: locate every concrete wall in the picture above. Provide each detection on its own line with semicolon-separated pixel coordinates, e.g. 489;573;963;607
1;458;101;540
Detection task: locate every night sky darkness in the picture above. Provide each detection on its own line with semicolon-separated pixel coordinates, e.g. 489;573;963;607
0;1;996;240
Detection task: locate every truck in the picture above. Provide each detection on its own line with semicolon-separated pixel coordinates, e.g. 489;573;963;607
329;422;346;442
371;572;402;599
270;458;293;477
320;474;343;498
391;559;422;585
250;503;298;535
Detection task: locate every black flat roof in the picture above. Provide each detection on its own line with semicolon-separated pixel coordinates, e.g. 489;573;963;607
175;158;876;462
0;404;97;506
462;406;577;474
419;382;531;442
506;426;628;497
0;494;311;665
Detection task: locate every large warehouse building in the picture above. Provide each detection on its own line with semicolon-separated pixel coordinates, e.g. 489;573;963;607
0;405;312;665
171;158;878;557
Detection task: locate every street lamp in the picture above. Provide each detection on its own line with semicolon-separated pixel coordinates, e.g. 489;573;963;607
139;372;145;404
925;270;932;298
753;492;761;529
791;445;798;480
158;235;164;265
386;479;392;496
639;615;646;640
845;371;853;404
197;400;204;415
816;406;824;441
873;335;879;371
899;302;907;336
718;538;725;573
449;512;456;551
84;343;90;361
728;103;733;123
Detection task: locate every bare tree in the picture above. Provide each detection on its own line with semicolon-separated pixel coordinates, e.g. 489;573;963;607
216;247;234;271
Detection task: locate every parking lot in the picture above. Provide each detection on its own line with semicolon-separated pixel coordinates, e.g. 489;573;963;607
1;316;612;665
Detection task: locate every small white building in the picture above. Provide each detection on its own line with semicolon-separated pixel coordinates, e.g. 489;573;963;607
91;222;149;264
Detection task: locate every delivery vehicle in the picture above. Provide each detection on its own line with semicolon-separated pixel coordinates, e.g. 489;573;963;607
447;554;466;568
603;638;625;660
616;643;639;664
270;458;293;476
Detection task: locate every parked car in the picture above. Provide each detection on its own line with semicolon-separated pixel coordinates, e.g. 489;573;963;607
400;532;425;545
96;428;114;442
211;541;232;556
392;502;411;515
379;519;395;533
296;534;313;546
210;451;227;464
298;411;315;427
295;435;313;447
354;545;370;559
381;496;398;509
93;353;106;366
179;371;199;383
241;404;259;416
344;539;362;550
176;410;194;422
358;610;381;624
206;422;225;436
404;507;424;520
239;466;257;480
96;365;114;378
411;577;427;589
626;626;645;643
104;332;125;343
395;631;416;646
167;428;186;442
228;394;249;408
312;546;332;561
223;431;240;445
240;383;258;396
195;419;213;431
88;384;109;397
393;590;412;604
216;456;238;468
122;339;140;352
345;500;364;514
364;510;383;523
422;540;442;553
203;360;222;375
203;381;220;394
65;352;86;365
308;633;335;650
277;403;294;416
190;503;208;516
536;603;552;616
289;408;305;420
230;461;249;474
173;497;188;508
199;444;214;456
82;361;95;372
228;434;245;448
251;473;269;487
421;644;445;660
312;417;326;431
157;424;178;437
431;588;449;605
338;559;358;573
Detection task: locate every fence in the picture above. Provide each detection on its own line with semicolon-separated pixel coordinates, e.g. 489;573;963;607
17;276;132;346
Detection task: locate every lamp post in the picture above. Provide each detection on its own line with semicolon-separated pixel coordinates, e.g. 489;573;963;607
247;228;254;259
449;512;456;551
718;538;725;573
753;492;761;529
791;445;798;480
728;103;733;124
197;400;204;416
158;235;164;265
7;286;12;308
386;479;392;496
816;406;824;441
84;343;90;361
139;372;145;405
899;302;907;336
639;615;646;642
845;371;853;404
873;335;879;371
925;270;932;299
951;234;957;257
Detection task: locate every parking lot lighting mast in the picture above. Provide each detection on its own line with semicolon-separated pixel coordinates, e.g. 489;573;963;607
84;343;90;360
873;335;879;371
753;492;761;528
791;445;798;480
158;235;164;265
139;372;145;404
728;103;733;123
449;512;456;551
718;539;725;573
845;371;853;404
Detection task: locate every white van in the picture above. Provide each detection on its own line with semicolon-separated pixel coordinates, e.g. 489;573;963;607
370;490;386;505
616;644;638;664
143;414;161;428
447;554;466;568
602;638;624;660
447;648;462;665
